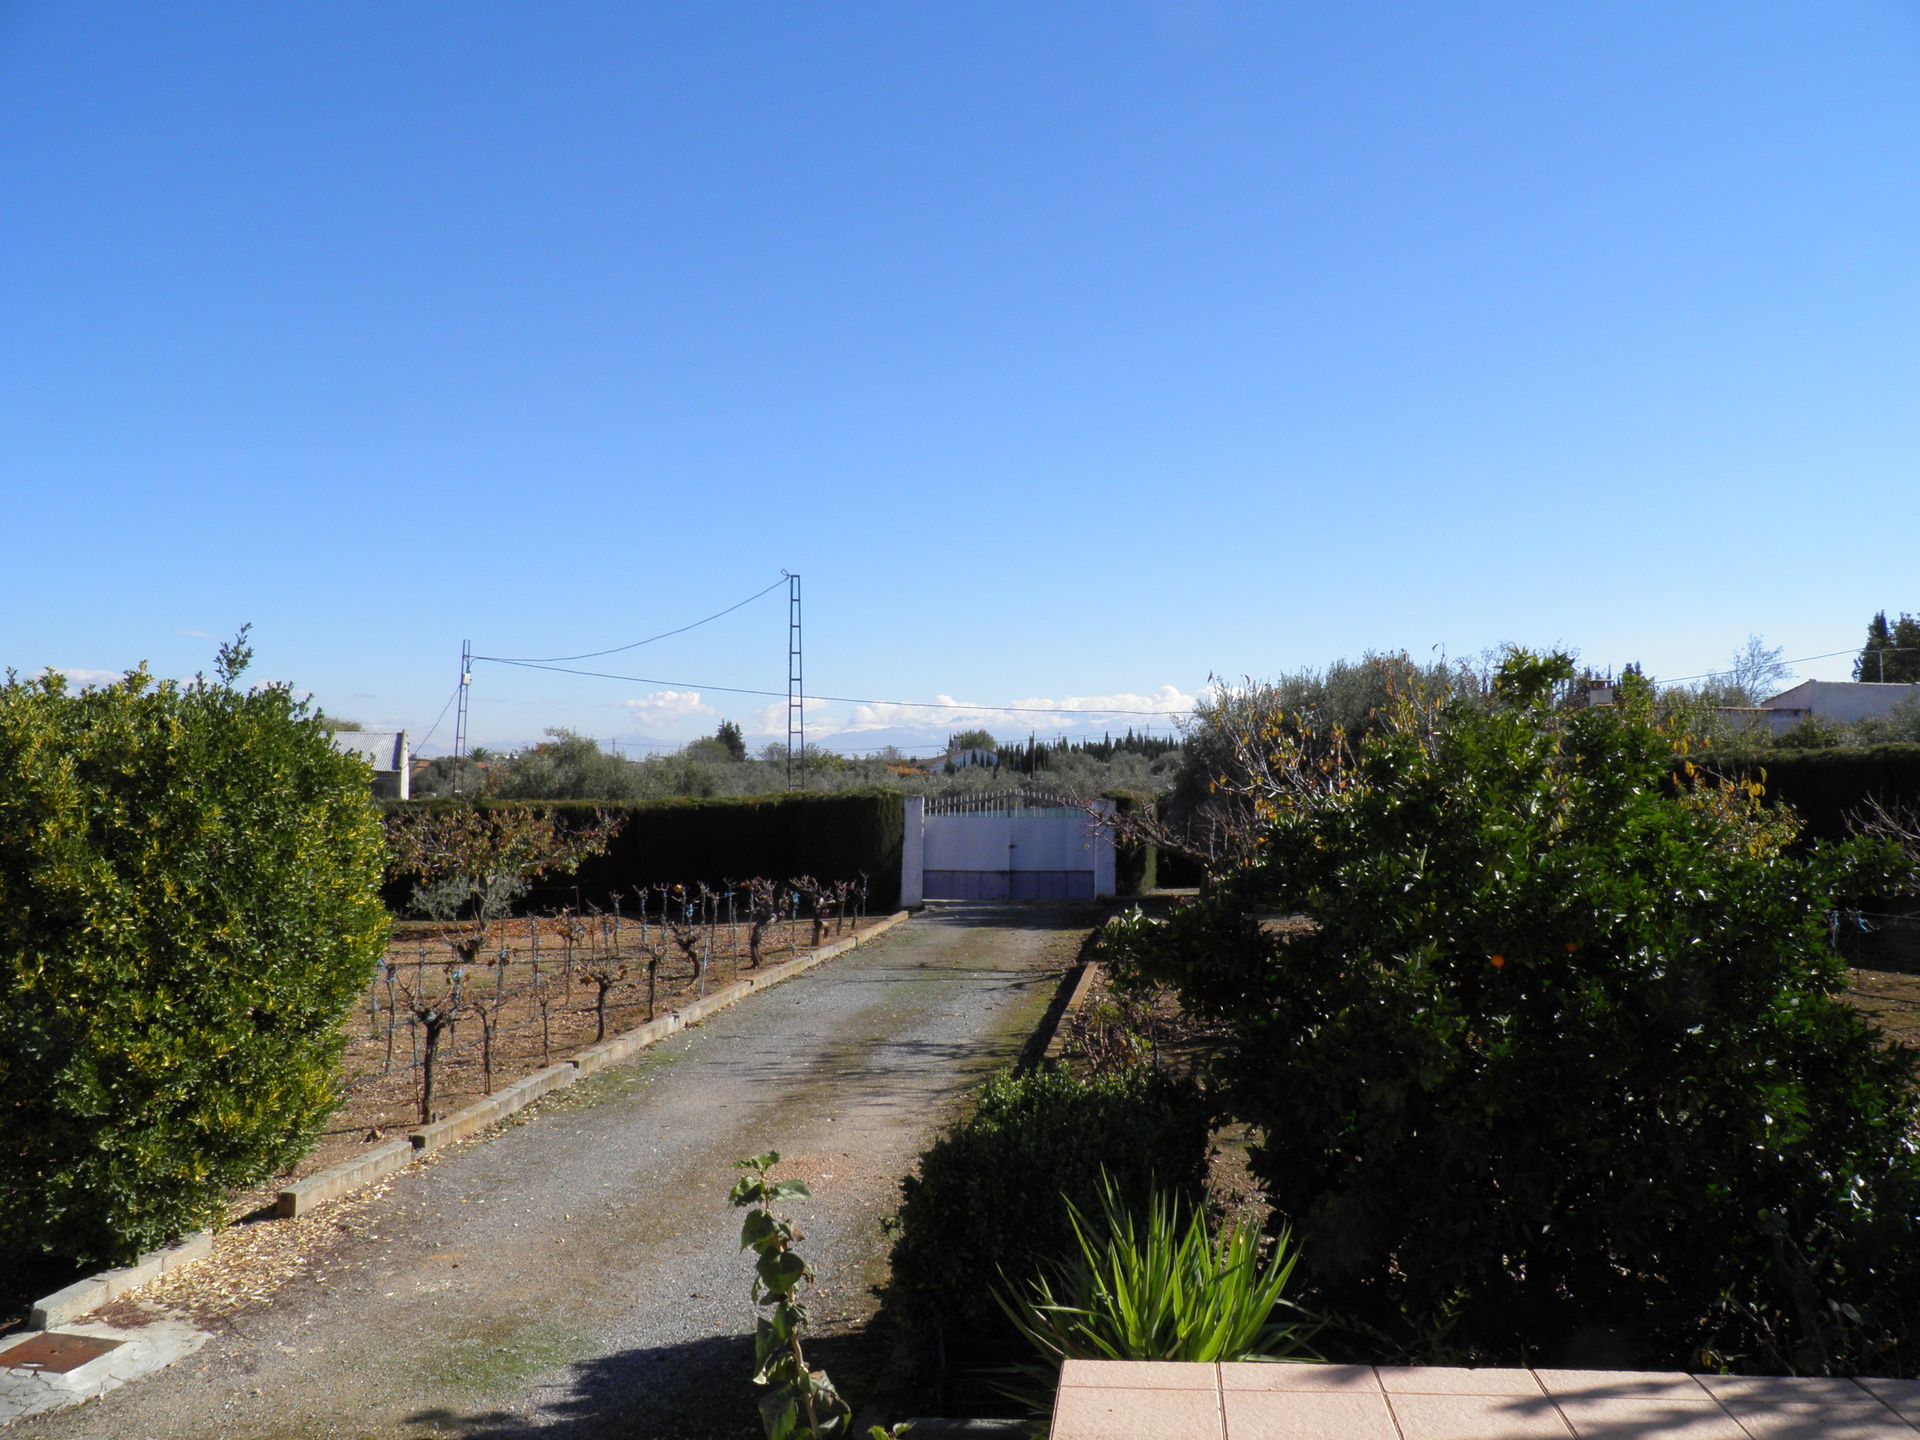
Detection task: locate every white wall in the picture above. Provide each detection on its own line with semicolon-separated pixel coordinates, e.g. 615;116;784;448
899;796;925;908
1092;799;1116;898
908;800;1117;900
1764;681;1920;726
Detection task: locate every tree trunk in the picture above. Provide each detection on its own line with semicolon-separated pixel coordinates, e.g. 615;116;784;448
419;1021;443;1123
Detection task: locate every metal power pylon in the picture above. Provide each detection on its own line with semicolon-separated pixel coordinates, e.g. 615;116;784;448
786;573;803;790
452;639;471;795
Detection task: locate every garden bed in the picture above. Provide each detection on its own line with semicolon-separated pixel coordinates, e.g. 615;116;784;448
235;909;885;1213
1844;897;1920;1053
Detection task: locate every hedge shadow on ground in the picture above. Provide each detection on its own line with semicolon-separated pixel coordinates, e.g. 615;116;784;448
408;1329;889;1439
913;902;1110;931
0;1253;84;1338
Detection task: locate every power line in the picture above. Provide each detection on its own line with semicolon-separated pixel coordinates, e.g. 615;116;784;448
474;657;1192;718
1652;644;1920;689
474;576;789;665
413;681;460;752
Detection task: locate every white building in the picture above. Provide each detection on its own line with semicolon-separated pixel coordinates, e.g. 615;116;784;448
1756;681;1920;736
326;729;410;800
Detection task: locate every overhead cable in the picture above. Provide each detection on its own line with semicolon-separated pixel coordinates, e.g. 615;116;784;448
413;682;461;751
475;575;789;665
1654;644;1920;688
477;657;1190;718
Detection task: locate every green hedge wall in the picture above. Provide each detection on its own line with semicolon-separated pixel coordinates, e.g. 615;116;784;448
1105;791;1156;896
1695;743;1920;841
384;790;905;912
888;1065;1211;1355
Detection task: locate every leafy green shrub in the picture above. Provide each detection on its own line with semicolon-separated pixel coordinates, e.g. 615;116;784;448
888;1065;1209;1351
1109;653;1920;1373
382;789;906;911
0;642;389;1264
730;1150;907;1440
1688;742;1920;842
996;1173;1313;1379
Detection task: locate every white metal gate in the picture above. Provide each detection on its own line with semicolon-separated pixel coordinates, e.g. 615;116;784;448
911;790;1113;902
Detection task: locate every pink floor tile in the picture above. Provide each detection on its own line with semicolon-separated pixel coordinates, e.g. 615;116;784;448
1534;1371;1712;1401
1855;1379;1920;1403
1218;1362;1382;1392
1693;1376;1881;1405
1552;1396;1749;1440
1222;1388;1400;1440
1379;1366;1549;1396
1713;1402;1919;1440
1058;1358;1219;1390
1855;1378;1920;1423
1051;1384;1224;1440
1387;1390;1574;1440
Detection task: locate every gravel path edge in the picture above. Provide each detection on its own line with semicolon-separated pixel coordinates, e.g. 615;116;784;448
26;910;913;1336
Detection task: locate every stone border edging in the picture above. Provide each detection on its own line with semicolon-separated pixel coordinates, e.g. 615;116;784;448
28;911;912;1327
1042;957;1104;1064
29;1231;213;1330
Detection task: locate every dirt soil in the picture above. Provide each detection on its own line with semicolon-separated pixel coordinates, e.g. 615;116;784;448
254;911;884;1204
1842;897;1920;1055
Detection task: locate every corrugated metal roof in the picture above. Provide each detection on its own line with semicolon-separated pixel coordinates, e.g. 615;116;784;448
326;730;407;772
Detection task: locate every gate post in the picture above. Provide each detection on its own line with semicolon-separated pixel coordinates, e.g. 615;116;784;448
1092;799;1117;899
900;795;925;908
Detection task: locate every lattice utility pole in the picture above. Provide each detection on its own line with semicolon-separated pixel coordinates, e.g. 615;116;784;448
452;639;472;796
786;573;804;790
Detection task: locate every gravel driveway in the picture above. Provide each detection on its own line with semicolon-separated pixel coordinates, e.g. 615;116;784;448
21;906;1089;1440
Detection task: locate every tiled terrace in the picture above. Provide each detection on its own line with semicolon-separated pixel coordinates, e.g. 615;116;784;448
1050;1360;1920;1440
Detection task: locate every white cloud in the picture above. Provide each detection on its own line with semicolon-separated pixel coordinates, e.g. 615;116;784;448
831;685;1200;736
757;687;1201;755
180;628;218;640
56;667;121;688
622;689;717;725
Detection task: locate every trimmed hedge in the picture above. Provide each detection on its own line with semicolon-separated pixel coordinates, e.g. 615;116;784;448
384;790;906;912
1;665;389;1264
1697;743;1920;841
887;1065;1210;1354
1105;791;1156;896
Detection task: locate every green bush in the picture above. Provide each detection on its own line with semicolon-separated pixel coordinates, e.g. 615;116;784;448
0;648;389;1264
1690;743;1920;842
888;1065;1209;1351
996;1174;1313;1377
1109;653;1920;1373
383;790;906;911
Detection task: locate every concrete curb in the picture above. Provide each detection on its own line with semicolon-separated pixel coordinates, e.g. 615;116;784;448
1042;958;1105;1064
29;910;913;1331
29;1231;213;1329
407;1060;580;1154
275;1138;416;1218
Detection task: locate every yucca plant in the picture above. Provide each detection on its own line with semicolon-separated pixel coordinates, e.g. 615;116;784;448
992;1172;1316;1407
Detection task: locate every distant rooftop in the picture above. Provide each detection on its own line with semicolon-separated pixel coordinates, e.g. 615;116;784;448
325;729;407;774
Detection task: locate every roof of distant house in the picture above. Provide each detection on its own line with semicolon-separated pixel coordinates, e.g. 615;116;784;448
326;729;407;773
1760;680;1920;710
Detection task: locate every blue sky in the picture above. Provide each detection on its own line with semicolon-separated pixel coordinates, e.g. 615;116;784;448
4;4;1917;754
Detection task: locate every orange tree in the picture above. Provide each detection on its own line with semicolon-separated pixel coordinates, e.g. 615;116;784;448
1105;652;1920;1373
0;634;389;1264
